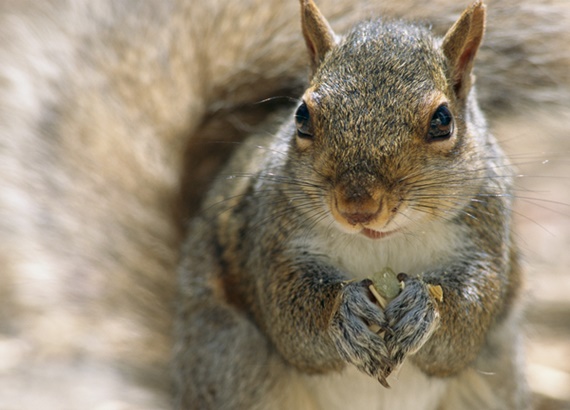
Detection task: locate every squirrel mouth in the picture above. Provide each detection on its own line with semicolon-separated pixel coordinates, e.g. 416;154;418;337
360;227;397;240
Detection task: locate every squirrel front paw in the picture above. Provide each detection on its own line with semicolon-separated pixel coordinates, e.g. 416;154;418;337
384;274;440;371
330;279;394;386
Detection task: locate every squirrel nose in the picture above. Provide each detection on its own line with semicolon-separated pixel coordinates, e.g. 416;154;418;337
340;210;376;226
333;178;384;227
334;191;381;226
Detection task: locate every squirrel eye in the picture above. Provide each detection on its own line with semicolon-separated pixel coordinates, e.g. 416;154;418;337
427;104;454;141
294;102;313;139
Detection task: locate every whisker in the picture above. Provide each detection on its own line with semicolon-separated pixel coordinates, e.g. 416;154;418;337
255;96;299;105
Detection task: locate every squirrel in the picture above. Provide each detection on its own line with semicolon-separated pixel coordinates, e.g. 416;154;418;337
174;1;527;409
0;0;569;408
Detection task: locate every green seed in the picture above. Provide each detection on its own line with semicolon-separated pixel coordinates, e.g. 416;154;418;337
372;267;401;300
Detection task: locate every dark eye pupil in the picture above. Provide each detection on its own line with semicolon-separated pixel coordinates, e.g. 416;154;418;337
428;105;454;141
295;102;313;139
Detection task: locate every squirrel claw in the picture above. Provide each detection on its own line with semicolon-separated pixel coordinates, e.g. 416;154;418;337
383;326;395;337
378;375;391;388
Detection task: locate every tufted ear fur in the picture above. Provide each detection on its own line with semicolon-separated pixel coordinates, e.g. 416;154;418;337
442;1;486;100
300;0;338;75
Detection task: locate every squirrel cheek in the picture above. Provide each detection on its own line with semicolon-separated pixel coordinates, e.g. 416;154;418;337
295;135;314;151
425;134;457;155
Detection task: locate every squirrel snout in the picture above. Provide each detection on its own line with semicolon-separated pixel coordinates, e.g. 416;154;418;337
339;208;377;226
333;191;381;227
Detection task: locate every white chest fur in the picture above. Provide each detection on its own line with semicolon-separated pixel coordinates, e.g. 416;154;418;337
302;362;448;410
313;219;464;280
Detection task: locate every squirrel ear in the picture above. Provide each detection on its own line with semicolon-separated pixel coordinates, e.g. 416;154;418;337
300;0;338;74
442;1;486;99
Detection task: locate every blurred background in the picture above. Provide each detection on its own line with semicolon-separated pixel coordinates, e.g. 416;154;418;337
497;110;570;410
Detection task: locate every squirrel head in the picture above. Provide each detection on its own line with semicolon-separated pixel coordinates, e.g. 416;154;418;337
289;1;490;238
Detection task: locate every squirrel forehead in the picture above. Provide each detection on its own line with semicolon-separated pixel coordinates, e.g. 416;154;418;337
311;20;447;103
